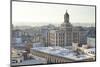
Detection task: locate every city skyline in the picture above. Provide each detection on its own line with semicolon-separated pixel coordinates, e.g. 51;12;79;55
12;1;95;26
11;1;96;66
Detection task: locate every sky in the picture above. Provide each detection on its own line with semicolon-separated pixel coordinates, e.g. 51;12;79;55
12;1;95;26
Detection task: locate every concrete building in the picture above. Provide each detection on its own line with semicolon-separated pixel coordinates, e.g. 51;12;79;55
11;29;26;49
31;33;42;43
12;29;23;44
48;30;65;47
47;10;72;47
72;27;88;45
46;10;88;47
40;28;50;47
60;10;73;46
83;48;95;57
87;37;95;48
11;59;47;66
72;43;95;59
11;48;47;66
32;42;45;47
11;48;24;64
30;46;94;64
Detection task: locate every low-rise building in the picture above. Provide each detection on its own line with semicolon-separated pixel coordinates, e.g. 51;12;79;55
11;48;47;66
83;48;95;57
11;48;24;64
87;37;95;48
30;46;94;64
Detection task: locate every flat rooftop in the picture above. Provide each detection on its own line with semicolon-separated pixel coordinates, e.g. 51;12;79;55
31;46;93;61
11;59;46;66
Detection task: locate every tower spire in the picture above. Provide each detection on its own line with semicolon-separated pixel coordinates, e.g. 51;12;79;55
64;10;69;23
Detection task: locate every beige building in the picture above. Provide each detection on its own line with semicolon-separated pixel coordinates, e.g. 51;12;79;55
47;10;73;47
11;48;24;64
48;30;65;47
46;10;88;47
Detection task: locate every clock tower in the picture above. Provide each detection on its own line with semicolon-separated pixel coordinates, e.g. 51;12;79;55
61;10;73;46
64;10;69;23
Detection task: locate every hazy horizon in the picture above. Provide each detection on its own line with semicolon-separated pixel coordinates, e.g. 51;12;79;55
12;22;95;27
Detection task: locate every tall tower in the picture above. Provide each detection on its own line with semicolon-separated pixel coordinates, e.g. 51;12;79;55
61;10;73;46
64;10;69;23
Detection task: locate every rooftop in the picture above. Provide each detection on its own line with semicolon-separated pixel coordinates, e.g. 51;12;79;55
31;46;93;61
85;48;95;53
11;48;23;58
11;59;46;66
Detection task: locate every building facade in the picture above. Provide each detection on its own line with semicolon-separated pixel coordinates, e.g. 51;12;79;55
87;37;95;48
46;10;87;47
30;47;94;64
72;27;88;45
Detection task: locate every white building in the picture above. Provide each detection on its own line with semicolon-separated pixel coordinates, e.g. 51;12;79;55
30;46;94;63
47;10;73;47
47;10;88;47
11;48;47;66
11;48;24;64
83;48;95;57
87;37;95;48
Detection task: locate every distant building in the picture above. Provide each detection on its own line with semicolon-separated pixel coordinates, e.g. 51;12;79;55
60;10;73;46
87;27;96;38
46;10;72;47
11;29;23;47
87;37;95;48
32;35;40;43
48;30;65;47
46;10;88;47
32;42;45;47
40;28;49;46
11;48;24;64
72;26;88;45
87;27;96;48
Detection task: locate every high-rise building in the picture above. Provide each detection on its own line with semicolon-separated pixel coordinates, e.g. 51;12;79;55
47;10;72;47
60;10;73;46
46;10;88;47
